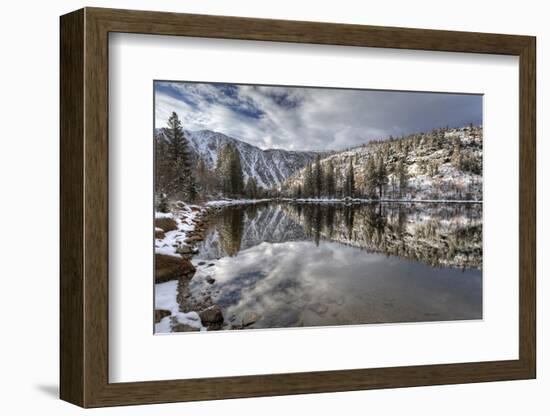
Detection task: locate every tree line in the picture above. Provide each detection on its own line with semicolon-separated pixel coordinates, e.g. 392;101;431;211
285;124;482;201
291;152;408;200
155;112;482;209
155;112;268;211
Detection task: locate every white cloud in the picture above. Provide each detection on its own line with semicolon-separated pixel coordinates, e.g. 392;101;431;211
155;82;482;151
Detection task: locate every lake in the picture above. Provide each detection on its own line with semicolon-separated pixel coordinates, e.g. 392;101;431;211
161;201;482;331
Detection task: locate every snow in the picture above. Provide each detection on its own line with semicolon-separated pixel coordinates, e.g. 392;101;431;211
156;128;318;190
155;280;205;333
280;197;481;204
155;212;174;219
154;203;205;257
154;202;213;333
206;198;272;207
155;200;274;259
281;126;482;202
154;246;182;257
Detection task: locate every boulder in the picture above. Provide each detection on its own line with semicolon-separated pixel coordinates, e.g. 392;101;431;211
206;276;215;284
155;254;196;283
308;302;329;315
154;309;171;323
176;245;192;254
241;312;260;327
154;228;165;239
155;217;178;232
199;305;224;325
172;323;200;332
185;235;203;244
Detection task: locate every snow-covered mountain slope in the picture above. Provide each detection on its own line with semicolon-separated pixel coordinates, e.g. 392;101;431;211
156;129;319;189
282;125;483;201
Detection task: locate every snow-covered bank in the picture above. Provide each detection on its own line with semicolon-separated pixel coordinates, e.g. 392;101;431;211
155;200;229;333
206;198;272;207
279;197;482;204
155;280;205;333
155;202;209;333
154;203;206;257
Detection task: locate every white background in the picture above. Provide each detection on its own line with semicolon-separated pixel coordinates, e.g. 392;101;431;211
0;0;547;414
110;34;519;382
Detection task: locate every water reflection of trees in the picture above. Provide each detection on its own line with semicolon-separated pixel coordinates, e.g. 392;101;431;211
204;202;482;270
218;207;245;256
283;202;482;270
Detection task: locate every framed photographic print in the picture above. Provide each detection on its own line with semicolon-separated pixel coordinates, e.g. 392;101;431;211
60;7;536;407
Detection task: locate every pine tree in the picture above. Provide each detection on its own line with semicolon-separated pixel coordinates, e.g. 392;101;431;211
418;159;427;175
229;146;244;197
365;155;378;198
216;143;244;197
428;160;439;177
187;174;197;201
195;156;215;194
303;163;314;198
245;177;258;199
396;159;408;198
344;158;355;198
376;156;388;199
451;135;463;171
216;144;231;195
154;132;170;196
313;154;323;198
157;193;169;213
296;184;302;199
164;112;196;201
324;160;336;198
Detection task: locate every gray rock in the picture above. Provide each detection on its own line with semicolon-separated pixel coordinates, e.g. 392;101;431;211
154;309;171;323
176;245;192;254
172;323;200;332
308;302;329;315
199;305;224;325
155;254;196;283
206;276;215;284
241;312;260;327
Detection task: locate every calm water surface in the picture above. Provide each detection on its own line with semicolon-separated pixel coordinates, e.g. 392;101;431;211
182;202;482;330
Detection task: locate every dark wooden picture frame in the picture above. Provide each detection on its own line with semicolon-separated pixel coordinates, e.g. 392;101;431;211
60;7;536;408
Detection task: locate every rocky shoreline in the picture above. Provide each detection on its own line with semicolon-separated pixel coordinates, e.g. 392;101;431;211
154;203;226;330
154;202;262;332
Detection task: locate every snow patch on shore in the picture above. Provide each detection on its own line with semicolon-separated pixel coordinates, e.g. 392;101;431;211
206;198;272;207
154;203;204;257
155;280;205;333
280;197;482;204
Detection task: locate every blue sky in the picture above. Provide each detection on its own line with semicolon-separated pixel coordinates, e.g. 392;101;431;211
155;81;482;151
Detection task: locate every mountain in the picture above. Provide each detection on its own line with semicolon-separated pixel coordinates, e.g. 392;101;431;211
282;125;483;201
156;129;319;189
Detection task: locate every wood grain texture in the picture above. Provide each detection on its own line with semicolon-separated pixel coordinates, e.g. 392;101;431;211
59;8;84;407
518;38;536;375
59;7;537;408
